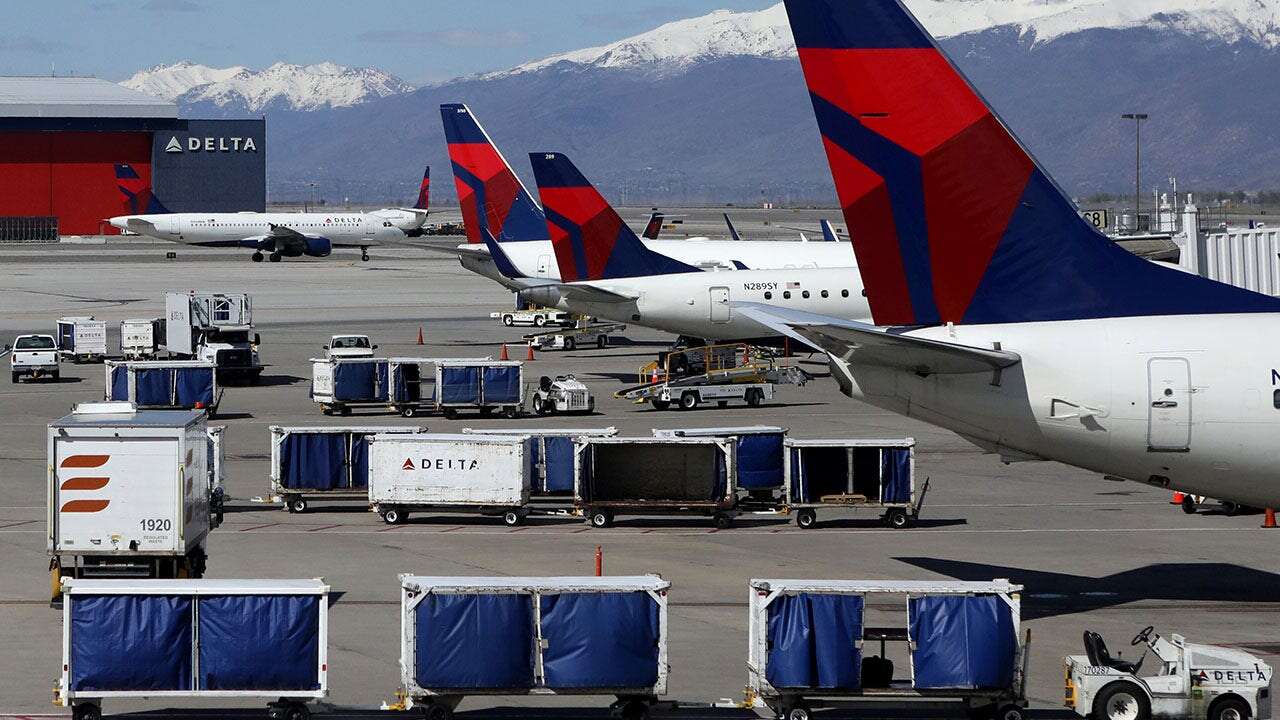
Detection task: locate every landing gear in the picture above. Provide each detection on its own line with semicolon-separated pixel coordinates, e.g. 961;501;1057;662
252;251;264;262
269;252;282;263
360;246;369;262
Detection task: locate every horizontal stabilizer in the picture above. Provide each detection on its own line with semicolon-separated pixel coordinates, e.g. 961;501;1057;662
554;283;639;304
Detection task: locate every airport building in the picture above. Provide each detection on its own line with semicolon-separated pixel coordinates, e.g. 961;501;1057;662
0;76;265;238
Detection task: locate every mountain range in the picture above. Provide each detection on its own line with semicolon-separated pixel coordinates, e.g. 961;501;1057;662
119;1;1280;204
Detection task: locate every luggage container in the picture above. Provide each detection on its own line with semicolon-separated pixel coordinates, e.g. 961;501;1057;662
436;359;524;419
55;578;328;720
784;438;924;529
653;426;786;504
574;436;737;528
47;403;213;598
57;316;108;363
269;425;426;513
310;357;389;415
369;434;532;526
462;427;619;496
120;318;161;359
104;360;219;414
398;574;669;720
310;357;499;417
742;579;1028;720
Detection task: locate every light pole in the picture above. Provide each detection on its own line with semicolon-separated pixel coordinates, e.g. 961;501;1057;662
1121;113;1148;231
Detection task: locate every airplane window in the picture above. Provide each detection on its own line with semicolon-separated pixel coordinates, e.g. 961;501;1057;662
1274;389;1280;409
821;290;829;298
764;291;772;300
842;289;850;298
783;291;791;300
802;290;810;299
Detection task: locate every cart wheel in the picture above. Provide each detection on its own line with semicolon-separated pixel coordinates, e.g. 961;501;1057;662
287;497;308;514
650;399;670;411
382;507;407;525
285;703;310;720
996;705;1025;720
590;509;614;528
717;400;729;408
503;406;519;419
423;703;453;720
746;388;764;407
401;406;417;418
713;512;734;529
533;396;548;416
503;510;523;527
679;391;699;410
796;509;817;529
337;405;352;417
885;508;911;529
1181;495;1197;514
785;706;810;720
442;408;457;419
620;700;650;720
72;703;102;720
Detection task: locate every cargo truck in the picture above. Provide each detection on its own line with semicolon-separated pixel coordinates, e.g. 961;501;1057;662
9;333;60;382
162;291;263;383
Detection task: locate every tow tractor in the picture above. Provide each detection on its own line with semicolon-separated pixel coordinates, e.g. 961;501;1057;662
526;321;626;351
490;307;575;328
529;374;594;415
1066;626;1272;720
616;343;808;411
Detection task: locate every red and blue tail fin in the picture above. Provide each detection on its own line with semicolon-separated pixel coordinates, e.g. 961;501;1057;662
440;103;547;245
642;212;664;240
413;166;430;211
784;0;1280;325
529;152;700;282
115;163;170;214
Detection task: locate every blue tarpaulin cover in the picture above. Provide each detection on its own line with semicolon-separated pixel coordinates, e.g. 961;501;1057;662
415;593;535;689
109;366;128;401
440;366;480;404
881;449;911;503
543;436;575;493
349;434;370;489
198;595;320;691
909;595;1017;690
70;594;193;691
333;361;387;402
482;365;521;405
736;432;785;490
280;432;348;490
134;367;173;406
539;591;660;689
174;367;215;408
766;593;863;689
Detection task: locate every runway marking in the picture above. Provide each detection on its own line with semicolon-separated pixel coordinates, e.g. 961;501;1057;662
306;524;343;532
0;520;36;530
238;522;280;532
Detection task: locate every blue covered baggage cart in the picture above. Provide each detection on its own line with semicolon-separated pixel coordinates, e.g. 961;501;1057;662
574;436;737;528
784;438;923;529
55;578;329;720
269;425;425;513
462;427;619;496
435;359;524;419
104;360;219;414
398;574;669;720
742;579;1028;720
310;357;389;415
653;426;786;505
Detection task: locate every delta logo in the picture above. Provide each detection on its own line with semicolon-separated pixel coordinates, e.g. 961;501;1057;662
402;457;480;470
163;135;259;153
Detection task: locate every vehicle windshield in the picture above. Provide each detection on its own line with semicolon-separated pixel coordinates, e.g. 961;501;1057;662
15;336;55;350
332;337;370;348
207;329;250;344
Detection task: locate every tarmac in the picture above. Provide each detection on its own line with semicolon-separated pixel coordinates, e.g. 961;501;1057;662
0;227;1277;718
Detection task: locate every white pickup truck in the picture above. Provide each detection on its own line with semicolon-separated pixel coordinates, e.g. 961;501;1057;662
9;334;60;382
323;334;377;358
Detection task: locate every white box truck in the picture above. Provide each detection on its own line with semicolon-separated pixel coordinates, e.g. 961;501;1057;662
57;316;107;363
48;402;212;599
119;318;161;359
368;433;531;525
163;291;263;383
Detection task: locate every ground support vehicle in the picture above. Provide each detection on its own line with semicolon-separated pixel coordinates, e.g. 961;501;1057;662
783;438;924;529
268;425;425;513
57;316;107;363
120;318;162;359
397;574;669;720
54;578;328;720
47;403;215;599
369;433;533;525
526;322;626;350
9;333;60;382
491;307;574;328
619;343;807;411
162;291;263;383
1178;495;1254;516
105;360;219;414
462;427;618;496
1066;627;1272;720
653;426;786;506
530;374;594;415
310;356;516;418
323;334;376;358
736;579;1028;720
573;436;738;528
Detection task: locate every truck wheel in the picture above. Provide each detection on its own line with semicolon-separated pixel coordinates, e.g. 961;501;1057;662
287;497;308;514
534;315;547;327
1209;697;1250;720
679;392;699;410
502;314;515;326
796;509;818;529
10;372;18;383
1181;495;1198;514
503;510;523;527
995;705;1025;720
381;507;406;525
423;703;453;720
598;335;609;349
187;548;207;579
72;703;102;720
746;388;764;407
589;509;614;528
1094;682;1151;720
533;396;548;416
650;399;670;411
713;512;734;529
885;508;911;529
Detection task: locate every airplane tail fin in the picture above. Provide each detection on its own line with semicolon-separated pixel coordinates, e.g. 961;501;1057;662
413;166;430;211
440;103;547;245
820;219;839;242
642;212;664;240
114;163;170;214
784;0;1280;324
724;213;742;242
529;152;700;282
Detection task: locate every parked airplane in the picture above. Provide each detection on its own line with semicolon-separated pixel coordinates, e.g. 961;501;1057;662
108;164;424;261
734;0;1280;507
440;102;856;289
485;151;869;343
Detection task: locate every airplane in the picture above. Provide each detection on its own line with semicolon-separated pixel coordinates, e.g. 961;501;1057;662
482;151;870;344
726;0;1280;508
108;164;421;262
725;213;843;242
369;166;431;236
440;102;856;288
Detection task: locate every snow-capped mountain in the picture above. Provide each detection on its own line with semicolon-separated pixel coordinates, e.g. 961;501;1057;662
122;61;413;112
500;0;1280;77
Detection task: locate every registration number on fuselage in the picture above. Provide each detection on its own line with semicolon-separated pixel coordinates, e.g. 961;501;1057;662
743;282;777;291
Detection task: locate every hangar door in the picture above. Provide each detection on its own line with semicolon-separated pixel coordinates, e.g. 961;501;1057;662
1147;358;1191;452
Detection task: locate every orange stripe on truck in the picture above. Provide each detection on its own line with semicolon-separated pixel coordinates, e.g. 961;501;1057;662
61;455;110;468
60;477;109;491
60;499;110;513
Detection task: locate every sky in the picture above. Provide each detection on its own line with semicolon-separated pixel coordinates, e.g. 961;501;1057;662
0;1;778;85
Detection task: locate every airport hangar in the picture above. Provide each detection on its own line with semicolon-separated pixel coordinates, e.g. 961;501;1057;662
0;76;265;238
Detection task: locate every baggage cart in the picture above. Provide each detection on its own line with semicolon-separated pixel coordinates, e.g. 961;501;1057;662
310;357;389;415
269;425;426;513
54;578;328;720
120;318;161;359
784;438;924;529
435;359;524;419
574;436;737;528
309;356;498;417
47;403;213;598
105;360;220;414
462;427;618;496
398;574;669;720
57;316;107;363
369;433;532;526
741;579;1028;720
653;426;787;505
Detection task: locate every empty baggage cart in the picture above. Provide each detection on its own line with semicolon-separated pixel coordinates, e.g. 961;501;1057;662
785;438;923;529
653;426;786;505
270;425;425;513
462;427;618;496
574;436;737;528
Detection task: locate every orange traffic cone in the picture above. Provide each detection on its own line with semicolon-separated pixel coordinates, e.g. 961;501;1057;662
1170;491;1186;505
650;367;659;384
1263;508;1277;529
499;343;509;361
416;326;424;345
526;342;535;361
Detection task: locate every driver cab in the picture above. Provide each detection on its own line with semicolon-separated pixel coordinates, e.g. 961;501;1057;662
1085;627;1187;695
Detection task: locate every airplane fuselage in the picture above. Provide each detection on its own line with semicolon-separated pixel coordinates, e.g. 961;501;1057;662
828;314;1280;507
109;212;402;245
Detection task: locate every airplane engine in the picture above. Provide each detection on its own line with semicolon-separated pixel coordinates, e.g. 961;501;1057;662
303;237;332;257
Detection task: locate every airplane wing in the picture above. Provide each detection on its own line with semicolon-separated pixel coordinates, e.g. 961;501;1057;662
268;223;306;238
732;302;1021;375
